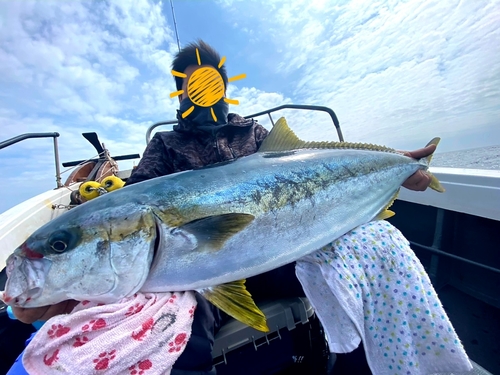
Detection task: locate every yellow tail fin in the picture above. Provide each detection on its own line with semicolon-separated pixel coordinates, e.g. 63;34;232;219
422;137;445;193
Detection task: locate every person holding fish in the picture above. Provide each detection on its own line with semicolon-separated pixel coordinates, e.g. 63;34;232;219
5;40;472;375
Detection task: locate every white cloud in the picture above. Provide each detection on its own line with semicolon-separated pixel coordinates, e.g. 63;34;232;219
0;0;177;122
0;0;179;213
226;85;290;127
218;0;500;150
0;0;295;214
1;0;499;215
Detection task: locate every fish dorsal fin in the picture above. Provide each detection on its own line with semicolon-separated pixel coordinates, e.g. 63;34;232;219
180;213;255;251
259;117;307;152
259;117;396;153
197;280;269;332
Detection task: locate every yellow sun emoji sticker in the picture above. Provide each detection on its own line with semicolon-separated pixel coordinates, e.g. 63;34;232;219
170;48;246;121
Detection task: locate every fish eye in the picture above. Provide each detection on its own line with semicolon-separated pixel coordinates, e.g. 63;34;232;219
48;230;72;253
51;240;67;252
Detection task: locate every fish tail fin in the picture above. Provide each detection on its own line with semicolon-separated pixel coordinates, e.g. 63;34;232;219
422;137;441;165
428;172;445;192
421;137;445;193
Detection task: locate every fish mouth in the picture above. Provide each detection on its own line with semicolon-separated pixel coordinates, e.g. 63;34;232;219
2;287;42;306
2;254;49;307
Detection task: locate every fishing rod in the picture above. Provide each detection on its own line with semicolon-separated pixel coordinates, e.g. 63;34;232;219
170;0;181;52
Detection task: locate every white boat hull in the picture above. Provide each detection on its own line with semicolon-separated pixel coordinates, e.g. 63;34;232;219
0;185;79;267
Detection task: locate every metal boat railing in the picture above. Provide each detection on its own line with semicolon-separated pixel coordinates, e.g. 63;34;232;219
145;104;344;144
0;132;62;188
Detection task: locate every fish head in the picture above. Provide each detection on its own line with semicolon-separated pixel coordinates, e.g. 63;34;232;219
2;202;157;307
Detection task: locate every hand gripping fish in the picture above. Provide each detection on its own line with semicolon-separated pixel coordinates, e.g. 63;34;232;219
2;117;444;332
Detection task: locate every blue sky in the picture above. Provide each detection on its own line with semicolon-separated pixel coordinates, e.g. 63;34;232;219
0;0;499;213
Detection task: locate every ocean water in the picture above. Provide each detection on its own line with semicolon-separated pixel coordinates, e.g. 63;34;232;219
431;145;500;171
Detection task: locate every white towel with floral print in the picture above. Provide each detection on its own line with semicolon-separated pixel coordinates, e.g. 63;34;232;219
23;292;197;375
296;220;473;375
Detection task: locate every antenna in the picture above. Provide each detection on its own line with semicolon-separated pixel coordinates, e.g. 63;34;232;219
170;0;181;52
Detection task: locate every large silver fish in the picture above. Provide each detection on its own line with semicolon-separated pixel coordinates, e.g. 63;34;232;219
1;117;443;332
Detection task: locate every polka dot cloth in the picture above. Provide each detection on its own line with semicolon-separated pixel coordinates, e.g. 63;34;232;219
296;220;472;375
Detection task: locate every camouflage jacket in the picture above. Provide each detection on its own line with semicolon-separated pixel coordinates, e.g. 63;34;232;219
126;112;269;185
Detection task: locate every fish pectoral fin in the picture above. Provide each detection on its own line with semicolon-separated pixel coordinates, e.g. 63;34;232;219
198;280;269;332
180;213;255;251
374;209;396;221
